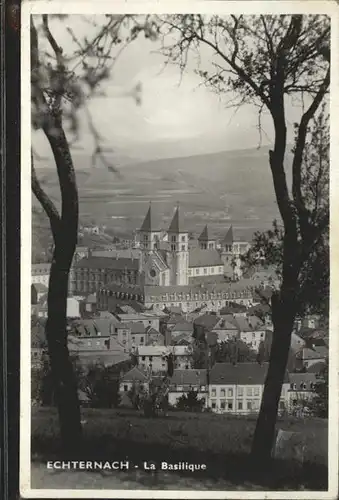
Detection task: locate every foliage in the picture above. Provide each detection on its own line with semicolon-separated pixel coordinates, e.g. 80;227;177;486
176;390;205;412
127;381;148;410
31;356;55;406
150;13;330;460
78;362;121;409
214;340;258;364
309;360;328;418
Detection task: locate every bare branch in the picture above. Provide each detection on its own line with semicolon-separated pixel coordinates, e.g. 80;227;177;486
292;68;330;241
31;151;61;241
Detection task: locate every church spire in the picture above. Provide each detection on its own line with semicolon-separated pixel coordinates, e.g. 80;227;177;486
198;224;209;242
223;225;234;245
140;202;152;232
168;203;185;233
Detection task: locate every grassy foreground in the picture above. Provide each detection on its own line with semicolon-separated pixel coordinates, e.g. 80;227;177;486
31;407;328;490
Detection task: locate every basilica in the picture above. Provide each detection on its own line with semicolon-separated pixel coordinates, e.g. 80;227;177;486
70;204;250;296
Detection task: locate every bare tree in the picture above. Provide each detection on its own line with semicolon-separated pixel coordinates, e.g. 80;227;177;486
151;14;330;461
30;14;141;452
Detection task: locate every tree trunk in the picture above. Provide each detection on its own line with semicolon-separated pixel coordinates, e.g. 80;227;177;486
46;254;82;455
42;120;83;455
251;295;296;463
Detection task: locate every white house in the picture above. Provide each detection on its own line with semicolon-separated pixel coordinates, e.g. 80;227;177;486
168;369;208;407
208;362;289;414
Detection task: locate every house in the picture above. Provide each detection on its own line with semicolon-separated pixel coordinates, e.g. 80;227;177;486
172;345;193;370
119;366;149;400
295;346;328;371
116;312;161;331
208;362;289;414
67;297;81;318
69;318;118;338
287;373;317;415
211;317;239;343
146;327;165;347
170;321;194;338
171;334;192;346
137;345;193;374
80;293;97;317
137;346;170;374
238;316;267;352
168;369;208;407
116;321;147;350
193;313;220;340
31;283;48;305
31;263;51;287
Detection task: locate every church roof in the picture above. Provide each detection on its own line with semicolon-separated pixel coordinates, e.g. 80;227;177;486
140;204;152;232
198;225;209;241
223;225;234;245
189;248;223;268
168;206;186;233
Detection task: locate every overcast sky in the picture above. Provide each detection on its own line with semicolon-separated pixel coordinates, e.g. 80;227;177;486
33;15;303;163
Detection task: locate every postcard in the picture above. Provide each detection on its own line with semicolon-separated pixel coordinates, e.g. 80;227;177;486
20;0;339;498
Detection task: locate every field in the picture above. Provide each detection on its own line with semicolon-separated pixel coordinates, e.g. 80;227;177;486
31;407;328;491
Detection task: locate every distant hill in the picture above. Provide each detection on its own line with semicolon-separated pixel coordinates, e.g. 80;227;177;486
32;146;292;253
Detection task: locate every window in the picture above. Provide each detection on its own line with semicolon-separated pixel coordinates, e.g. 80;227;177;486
171;235;176;242
140;337;144;343
171;244;176;251
246;387;253;397
211;268;214;274
211;388;216;397
141;356;145;361
204;268;207;274
96;341;100;346
237;387;244;397
124;385;128;392
254;387;260;397
247;401;252;411
228;402;233;410
238;401;243;411
149;356;153;362
181;235;186;242
220;401;226;410
220;389;226;397
201;385;206;391
227;388;233;397
211;401;216;410
181;245;185;251
196;268;200;275
219;267;222;273
87;341;91;346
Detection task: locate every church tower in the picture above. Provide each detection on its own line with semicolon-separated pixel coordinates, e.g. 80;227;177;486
198;225;215;250
167;205;189;286
138;202;160;251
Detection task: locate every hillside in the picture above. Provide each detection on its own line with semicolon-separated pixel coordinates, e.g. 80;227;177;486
32;146;291;256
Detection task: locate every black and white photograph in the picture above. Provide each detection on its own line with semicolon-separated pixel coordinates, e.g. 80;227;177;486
21;1;338;497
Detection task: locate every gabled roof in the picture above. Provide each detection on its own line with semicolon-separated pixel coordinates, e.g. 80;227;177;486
223;226;234;245
296;348;326;360
209;362;287;385
170;369;207;387
189;248;223;268
194;313;219;330
171;322;194;333
32;283;48;293
74;256;139;271
306;361;327;374
168;206;186;233
288;372;317;390
121;366;148;383
198;225;212;242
